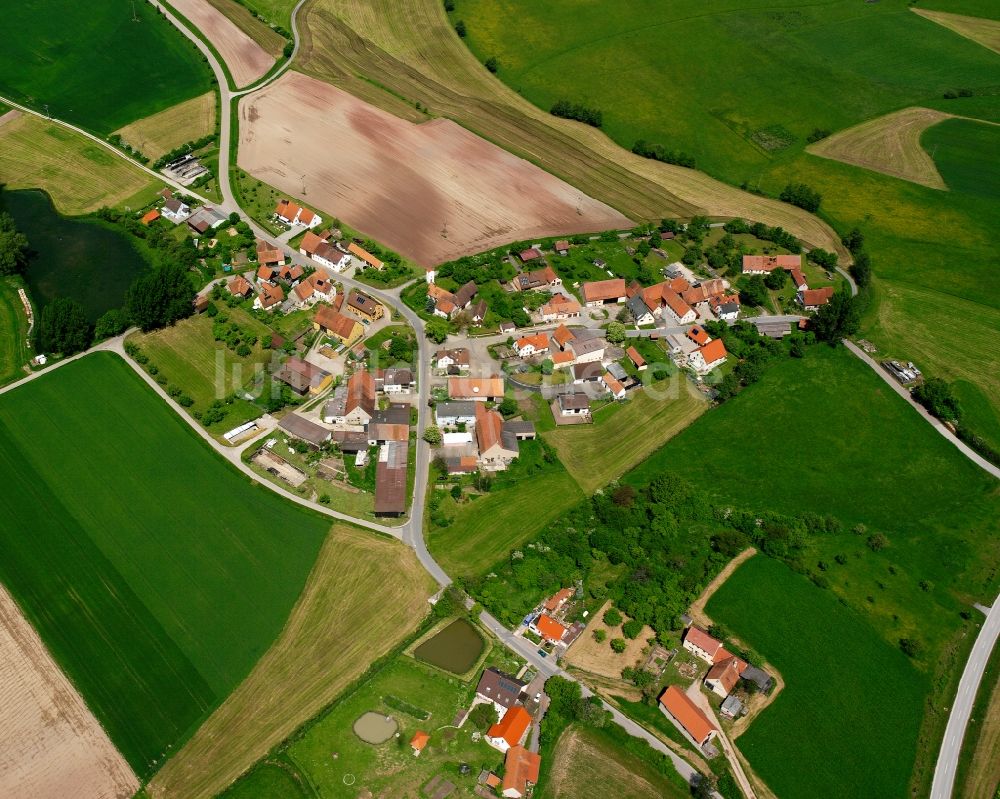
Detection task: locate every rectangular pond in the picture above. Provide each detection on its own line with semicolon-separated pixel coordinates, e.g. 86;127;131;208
412;618;485;675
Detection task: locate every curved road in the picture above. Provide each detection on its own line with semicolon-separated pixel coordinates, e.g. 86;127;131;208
4;5;994;796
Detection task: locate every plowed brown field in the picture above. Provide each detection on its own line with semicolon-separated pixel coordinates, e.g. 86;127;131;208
170;0;274;87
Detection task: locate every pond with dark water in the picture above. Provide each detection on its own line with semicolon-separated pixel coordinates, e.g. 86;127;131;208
6;189;153;321
412;618;485;675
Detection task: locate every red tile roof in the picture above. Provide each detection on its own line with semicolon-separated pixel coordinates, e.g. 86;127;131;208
800;286;835;306
698;338;728;365
410;730;430;751
475;403;506;454
544;588;574;612
449;377;504;399
742;254;801;272
227;275;252;296
516;333;550;353
659;686;715;743
686;326;710;346
603;372;625;396
536;614;568;642
141;209;160;225
684;626;723;658
503;745;541;796
626;346;645;368
552;324;576;347
348;242;383;269
487;706;532;748
581;278;627;304
706;656;743;695
662;289;693;320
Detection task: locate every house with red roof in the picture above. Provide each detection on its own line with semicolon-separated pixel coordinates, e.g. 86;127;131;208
602;372;626;400
626;346;646;371
486;706;532;753
410;730;430;756
682;626;725;664
797;286;835;310
532;614;570;645
658;686;717;748
705;655;747;699
502;745;541;798
253;282;284;311
227;275;254;298
581;278;627;307
544;588;574;613
539;293;581;322
515;333;550;358
689;338;728;375
742;254;802;274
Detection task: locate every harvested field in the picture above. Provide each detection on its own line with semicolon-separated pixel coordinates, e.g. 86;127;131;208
913;8;1000;56
294;0;849;257
0;584;138;799
170;0;275;87
563;600;653;682
0;114;157;214
238;71;631;265
204;0;287;55
114;92;216;160
807;107;951;189
147;525;435;799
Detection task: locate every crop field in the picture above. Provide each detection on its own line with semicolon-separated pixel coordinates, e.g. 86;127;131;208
238;71;630;265
240;0;298;30
0;114;158;214
113;92;216;161
806;107;950;189
0;0;212;133
204;0;287;55
542;382;708;494
0;584;139;799
293;0;847;255
147;525;434;799
0;353;330;776
427;445;584;577
628;345;1000;793
170;0;276;88
543;725;688;799
0;277;31;386
707;556;928;799
129;309;275;434
913;8;1000;54
922;117;1000;199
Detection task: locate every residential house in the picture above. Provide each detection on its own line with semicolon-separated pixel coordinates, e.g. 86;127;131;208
690;338;727;374
256;264;276;284
539;294;581;321
554;240;570;256
476;403;519;471
278;414;331;448
292;280;316;308
346;290;383;322
682;627;725;664
797;286;835;311
551;324;576;351
705;654;747;700
581;278;627;307
626;346;646;371
789;267;808;291
742;254;801;274
515;333;550;358
626;293;656;326
499;321;516;335
342;370;376;427
306;271;334;300
313;306;363;346
532;614;569;645
686;325;711;347
663;290;696;325
544;588;574;614
435;401;477;427
518;247;544;263
516;265;560;291
475;668;527;715
275;199;322;228
300;231;351;271
710;294;740;322
274;357;333;396
486;706;532;753
434;298;457;319
572;362;604;384
568;337;604;364
376;367;415;394
658;686;717;748
469;299;488;324
186;206;227;235
256;239;286;268
557;392;590;417
227;275;254;298
681;279;727;306
374;440;407;516
161;197;190;221
602;372;626;400
347;242;383;270
502;745;541;799
449;377;504;401
253;282;284;311
410;730;429;756
552;350;575;370
434;348;471;372
453;280;478;309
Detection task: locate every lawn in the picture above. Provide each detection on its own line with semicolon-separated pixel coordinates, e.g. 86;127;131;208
0;276;32;386
149;525;434;799
0;115;159;214
130;308;276;435
542;725;689;799
922;117;1000;199
0;0;213;133
0;353;330;776
427;439;585;577
706;556;928;799
542;381;708;494
626;345;1000;794
112;92;217;161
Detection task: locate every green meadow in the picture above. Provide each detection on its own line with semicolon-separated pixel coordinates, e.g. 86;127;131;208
707;556;928;799
0;353;329;776
627;345;1000;794
459;0;1000;443
0;0;213;133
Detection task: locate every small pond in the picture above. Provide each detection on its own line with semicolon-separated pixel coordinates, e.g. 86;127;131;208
7;189;154;321
413;618;485;675
352;711;397;744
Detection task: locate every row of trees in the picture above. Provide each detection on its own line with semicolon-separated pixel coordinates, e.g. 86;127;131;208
550;100;603;128
631;140;696;168
0;211;30;276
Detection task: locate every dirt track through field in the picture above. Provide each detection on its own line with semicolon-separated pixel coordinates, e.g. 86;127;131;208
238;71;631;265
0;584;138;799
170;0;274;87
807;107;951;190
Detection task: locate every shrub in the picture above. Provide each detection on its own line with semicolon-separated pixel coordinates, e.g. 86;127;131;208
593;629;607;643
780;182;822;213
867;533;889;551
622;619;643;639
550;100;603;128
899;638;924;658
484;56;498;73
454;19;466;37
610;638;627;653
603;607;622;627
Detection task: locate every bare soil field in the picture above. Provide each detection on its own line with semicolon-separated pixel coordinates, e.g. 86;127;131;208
0;113;157;213
238;71;631;265
807;107;951;189
147;525;435;799
0;584;138;799
204;0;287;55
293;0;848;258
169;0;275;87
114;92;216;160
913;8;1000;56
563;600;653;682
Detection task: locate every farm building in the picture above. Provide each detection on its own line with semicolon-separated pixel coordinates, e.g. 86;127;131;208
658;686;716;748
274;357;333;396
449;377;504;402
348;242;383;270
278;414;331;448
475;404;519;471
581;278;627;307
742;254;801;274
374;440;408;516
502;745;541;799
313;306;362;345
